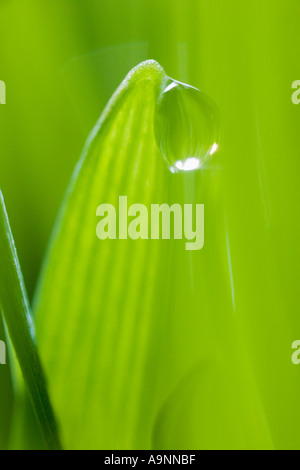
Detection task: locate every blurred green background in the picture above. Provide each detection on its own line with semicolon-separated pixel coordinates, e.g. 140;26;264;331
1;0;300;450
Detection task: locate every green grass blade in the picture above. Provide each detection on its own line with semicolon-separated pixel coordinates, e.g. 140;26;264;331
0;191;61;450
33;60;172;449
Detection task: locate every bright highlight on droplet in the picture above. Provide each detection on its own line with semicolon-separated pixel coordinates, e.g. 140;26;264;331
210;142;218;156
174;157;202;172
154;78;222;173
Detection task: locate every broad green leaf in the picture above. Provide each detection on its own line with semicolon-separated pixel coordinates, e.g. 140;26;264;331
33;60;173;449
32;60;274;451
0;191;61;450
152;360;273;450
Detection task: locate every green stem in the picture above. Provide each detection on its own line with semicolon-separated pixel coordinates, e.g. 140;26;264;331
0;190;62;450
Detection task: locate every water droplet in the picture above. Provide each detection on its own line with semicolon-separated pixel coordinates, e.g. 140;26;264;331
154;79;221;173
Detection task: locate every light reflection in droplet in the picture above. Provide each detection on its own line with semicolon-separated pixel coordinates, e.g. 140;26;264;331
154;78;222;173
174;157;202;172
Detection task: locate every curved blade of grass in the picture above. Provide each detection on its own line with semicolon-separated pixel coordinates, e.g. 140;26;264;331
0;315;13;450
0;191;61;450
33;60;172;449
